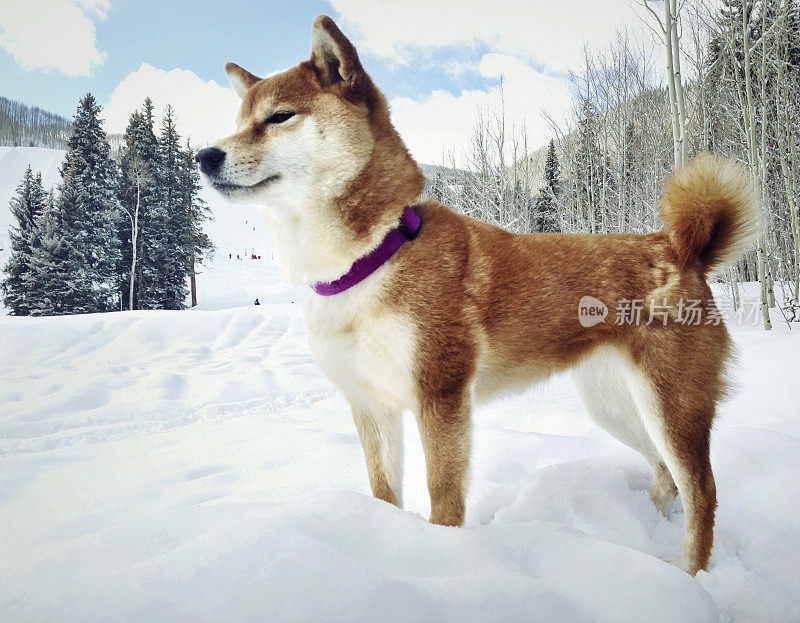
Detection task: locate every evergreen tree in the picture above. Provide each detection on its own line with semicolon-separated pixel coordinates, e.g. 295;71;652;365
533;140;561;233
179;141;213;307
143;105;186;309
1;166;47;314
25;172;88;315
58;93;121;312
117;98;158;310
120;102;212;310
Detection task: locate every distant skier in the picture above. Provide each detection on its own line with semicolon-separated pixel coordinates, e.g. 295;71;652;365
254;298;260;306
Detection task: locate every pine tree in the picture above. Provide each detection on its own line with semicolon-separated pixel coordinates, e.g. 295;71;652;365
122;102;212;310
162;109;191;309
142;106;186;309
117;99;158;310
179;141;213;307
1;166;47;314
533;140;561;233
25;174;88;315
58;93;121;312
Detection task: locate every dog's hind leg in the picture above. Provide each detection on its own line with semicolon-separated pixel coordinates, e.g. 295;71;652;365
351;402;404;508
619;353;718;575
572;347;677;516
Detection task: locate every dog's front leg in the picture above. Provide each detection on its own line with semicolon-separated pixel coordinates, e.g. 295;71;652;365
416;391;471;527
351;402;404;508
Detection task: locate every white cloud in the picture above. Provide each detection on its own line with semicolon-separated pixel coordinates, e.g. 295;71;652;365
390;53;571;165
101;61;567;165
327;0;651;164
329;0;649;73
73;0;110;18
0;0;107;76
102;63;241;146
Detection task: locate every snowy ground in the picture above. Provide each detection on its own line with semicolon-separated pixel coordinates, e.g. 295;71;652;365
1;148;799;622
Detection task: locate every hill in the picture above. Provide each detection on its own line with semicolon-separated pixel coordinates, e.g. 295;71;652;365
0;96;72;149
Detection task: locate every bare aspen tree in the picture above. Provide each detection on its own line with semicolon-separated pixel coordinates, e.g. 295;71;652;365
641;0;688;166
434;88;534;234
774;0;800;303
119;154;148;312
739;0;773;329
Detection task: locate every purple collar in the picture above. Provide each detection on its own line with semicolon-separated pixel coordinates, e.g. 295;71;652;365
311;206;421;296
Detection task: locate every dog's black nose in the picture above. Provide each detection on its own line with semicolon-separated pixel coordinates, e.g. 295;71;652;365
195;147;226;175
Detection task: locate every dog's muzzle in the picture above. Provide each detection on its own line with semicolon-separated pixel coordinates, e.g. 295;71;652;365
195;147;226;175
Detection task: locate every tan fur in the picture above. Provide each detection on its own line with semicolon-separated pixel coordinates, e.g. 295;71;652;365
650;461;679;516
352;403;403;507
661;153;762;273
203;15;761;575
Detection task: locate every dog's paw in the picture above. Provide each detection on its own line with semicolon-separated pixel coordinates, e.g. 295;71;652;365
663;553;698;576
650;465;678;517
650;485;677;517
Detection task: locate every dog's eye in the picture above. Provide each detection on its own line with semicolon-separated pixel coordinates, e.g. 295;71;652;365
265;111;295;124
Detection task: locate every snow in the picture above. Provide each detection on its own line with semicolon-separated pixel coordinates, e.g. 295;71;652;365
1;148;799;622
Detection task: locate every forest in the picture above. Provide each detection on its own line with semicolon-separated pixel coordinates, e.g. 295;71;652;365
428;0;800;329
1;95;212;315
0;96;72;149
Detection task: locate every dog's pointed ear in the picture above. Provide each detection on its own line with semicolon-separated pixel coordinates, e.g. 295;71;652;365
225;62;261;98
310;15;363;88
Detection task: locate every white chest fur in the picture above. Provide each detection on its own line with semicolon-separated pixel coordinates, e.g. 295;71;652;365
304;283;418;412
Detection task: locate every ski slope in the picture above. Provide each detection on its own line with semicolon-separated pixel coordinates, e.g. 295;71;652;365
1;148;799;622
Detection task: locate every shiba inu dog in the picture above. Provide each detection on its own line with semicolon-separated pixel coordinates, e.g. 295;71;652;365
197;15;761;575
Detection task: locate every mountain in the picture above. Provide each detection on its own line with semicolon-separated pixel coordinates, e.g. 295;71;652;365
0;95;127;153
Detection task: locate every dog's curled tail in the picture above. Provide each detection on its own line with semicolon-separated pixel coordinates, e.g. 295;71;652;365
660;153;762;273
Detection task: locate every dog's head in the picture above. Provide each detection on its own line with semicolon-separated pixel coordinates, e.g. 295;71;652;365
197;15;422;220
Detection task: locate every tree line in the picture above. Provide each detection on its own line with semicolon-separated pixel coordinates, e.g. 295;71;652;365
428;0;800;328
0;96;73;149
1;94;212;316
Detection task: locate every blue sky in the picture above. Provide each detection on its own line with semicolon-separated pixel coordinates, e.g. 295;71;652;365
0;0;496;116
0;0;654;162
